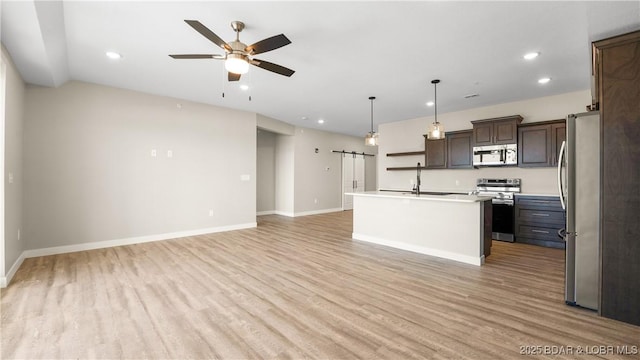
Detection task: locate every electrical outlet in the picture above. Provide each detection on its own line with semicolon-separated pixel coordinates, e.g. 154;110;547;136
208;210;214;217
455;180;460;186
314;198;318;204
8;173;13;184
151;149;157;157
17;229;21;241
167;150;173;158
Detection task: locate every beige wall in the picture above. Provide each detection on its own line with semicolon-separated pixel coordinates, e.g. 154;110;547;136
378;90;591;194
2;45;26;276
256;130;276;213
23;81;257;250
275;133;294;214
292;126;377;214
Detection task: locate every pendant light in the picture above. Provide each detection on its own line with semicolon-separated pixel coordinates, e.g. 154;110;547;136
365;96;379;146
426;79;445;140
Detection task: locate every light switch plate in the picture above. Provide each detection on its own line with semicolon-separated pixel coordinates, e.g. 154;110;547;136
240;174;250;181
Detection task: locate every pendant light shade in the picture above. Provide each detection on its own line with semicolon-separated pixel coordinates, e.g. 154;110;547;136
426;79;445;140
365;96;378;146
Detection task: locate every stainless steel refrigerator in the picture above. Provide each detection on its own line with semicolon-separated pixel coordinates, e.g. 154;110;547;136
558;111;600;310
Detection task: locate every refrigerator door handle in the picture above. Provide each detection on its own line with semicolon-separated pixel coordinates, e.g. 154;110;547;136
557;140;567;210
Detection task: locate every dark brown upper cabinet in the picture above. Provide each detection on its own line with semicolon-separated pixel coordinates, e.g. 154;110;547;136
551;122;566;165
518;120;565;167
472;115;522;146
424;136;447;169
447;130;473;169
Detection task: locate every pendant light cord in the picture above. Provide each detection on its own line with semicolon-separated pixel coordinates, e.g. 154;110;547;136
370;98;374;132
369;96;376;133
430;79;440;125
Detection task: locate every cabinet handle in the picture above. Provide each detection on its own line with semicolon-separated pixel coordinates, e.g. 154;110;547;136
531;213;550;217
530;200;550;204
531;229;549;234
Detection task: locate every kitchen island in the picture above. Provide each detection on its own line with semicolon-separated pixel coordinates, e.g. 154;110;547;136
349;191;493;266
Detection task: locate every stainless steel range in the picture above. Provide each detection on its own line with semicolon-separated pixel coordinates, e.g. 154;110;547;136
475;178;521;242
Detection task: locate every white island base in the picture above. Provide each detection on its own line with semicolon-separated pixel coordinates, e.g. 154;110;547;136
350;192;493;266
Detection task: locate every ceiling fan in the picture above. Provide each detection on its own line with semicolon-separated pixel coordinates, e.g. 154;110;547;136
170;20;295;82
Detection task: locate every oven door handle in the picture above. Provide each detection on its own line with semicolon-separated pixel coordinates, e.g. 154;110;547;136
492;200;514;205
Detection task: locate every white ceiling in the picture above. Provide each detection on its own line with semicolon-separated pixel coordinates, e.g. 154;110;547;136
2;1;639;136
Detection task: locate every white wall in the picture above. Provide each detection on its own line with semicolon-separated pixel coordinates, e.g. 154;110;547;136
379;90;591;194
2;45;25;280
256;130;276;213
275;133;294;215
23;81;257;250
292;126;377;214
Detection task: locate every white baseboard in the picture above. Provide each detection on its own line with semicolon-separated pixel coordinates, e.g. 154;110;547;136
352;232;483;266
274;210;295;217
0;251;26;288
1;222;257;288
294;208;343;217
256;210;276;216
274;208;343;217
20;222;257;261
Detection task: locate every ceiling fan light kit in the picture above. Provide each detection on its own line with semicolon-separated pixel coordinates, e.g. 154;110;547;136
225;54;249;74
426;79;445;140
170;20;294;81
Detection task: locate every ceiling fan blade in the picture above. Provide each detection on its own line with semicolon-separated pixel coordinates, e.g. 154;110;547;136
228;72;241;82
252;59;295;77
184;20;232;52
169;54;224;59
246;34;291;55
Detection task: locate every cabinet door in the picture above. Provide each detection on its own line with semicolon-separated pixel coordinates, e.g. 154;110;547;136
473;122;493;146
425;138;447;169
447;131;473;169
494;119;519;144
353;154;366;193
518;124;551;167
551;122;566;165
597;30;640;326
342;154;355;210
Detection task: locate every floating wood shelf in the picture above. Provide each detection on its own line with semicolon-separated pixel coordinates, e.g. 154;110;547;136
386;151;425;157
386;166;428;171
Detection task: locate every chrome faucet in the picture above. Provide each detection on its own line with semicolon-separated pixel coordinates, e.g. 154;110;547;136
415;162;421;196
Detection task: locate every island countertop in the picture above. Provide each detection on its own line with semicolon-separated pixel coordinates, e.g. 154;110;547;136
347;191;493;203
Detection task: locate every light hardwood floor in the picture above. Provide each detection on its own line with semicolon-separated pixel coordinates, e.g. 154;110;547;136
2;211;639;359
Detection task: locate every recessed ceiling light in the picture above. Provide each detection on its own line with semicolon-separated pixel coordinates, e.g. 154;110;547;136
538;77;551;84
317;119;325;124
106;51;122;59
524;52;540;60
239;84;249;91
301;116;308;120
426;101;434;107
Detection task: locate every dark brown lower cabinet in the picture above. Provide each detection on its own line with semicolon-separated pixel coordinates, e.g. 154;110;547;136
514;195;565;249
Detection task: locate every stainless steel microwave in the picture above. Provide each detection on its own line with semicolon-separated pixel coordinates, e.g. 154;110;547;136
473;144;517;166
